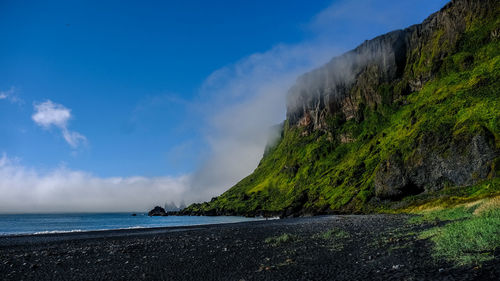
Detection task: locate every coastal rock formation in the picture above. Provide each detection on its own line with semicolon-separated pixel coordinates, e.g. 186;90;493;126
183;0;500;217
148;206;167;216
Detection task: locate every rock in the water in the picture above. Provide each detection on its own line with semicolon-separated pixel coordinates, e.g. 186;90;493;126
148;206;167;216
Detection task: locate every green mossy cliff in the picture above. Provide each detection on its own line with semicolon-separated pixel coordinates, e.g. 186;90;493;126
183;0;500;217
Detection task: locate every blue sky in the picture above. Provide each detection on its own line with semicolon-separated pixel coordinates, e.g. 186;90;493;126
0;0;448;212
0;0;333;177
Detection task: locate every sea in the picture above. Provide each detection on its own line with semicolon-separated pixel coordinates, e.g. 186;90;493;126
0;213;262;236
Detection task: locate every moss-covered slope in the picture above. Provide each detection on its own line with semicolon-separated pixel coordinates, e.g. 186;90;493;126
183;0;500;217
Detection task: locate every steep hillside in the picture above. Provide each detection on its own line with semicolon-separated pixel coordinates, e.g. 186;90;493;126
183;0;500;217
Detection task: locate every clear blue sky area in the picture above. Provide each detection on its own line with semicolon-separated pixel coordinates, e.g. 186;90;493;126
0;0;447;177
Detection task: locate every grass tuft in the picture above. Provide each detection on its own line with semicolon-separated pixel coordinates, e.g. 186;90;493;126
314;228;350;240
264;233;298;247
313;227;351;251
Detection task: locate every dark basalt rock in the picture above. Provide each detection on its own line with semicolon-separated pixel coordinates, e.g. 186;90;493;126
407;129;497;191
375;128;497;200
148;206;167;216
374;153;419;200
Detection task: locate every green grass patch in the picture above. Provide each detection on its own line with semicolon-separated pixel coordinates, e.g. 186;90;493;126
313;227;351;251
415;197;500;266
409;206;477;224
264;233;299;247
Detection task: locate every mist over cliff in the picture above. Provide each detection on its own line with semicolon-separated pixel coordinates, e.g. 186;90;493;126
183;0;500;216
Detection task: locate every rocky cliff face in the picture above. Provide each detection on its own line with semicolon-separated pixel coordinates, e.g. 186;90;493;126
375;129;497;199
183;0;500;217
286;29;407;130
287;0;498;132
284;0;499;198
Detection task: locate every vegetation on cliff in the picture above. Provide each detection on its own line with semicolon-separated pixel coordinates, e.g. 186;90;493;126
184;0;500;217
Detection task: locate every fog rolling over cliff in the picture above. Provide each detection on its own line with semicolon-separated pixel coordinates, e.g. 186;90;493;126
286;29;407;129
182;0;500;217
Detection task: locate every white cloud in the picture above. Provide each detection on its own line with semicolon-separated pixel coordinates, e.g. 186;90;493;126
32;100;87;148
62;129;87;148
32;100;71;127
0;154;189;213
0;86;23;104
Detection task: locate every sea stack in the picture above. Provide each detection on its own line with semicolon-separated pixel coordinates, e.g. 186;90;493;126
148;206;168;216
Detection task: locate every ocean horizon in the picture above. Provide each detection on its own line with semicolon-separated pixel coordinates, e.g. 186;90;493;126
0;213;262;236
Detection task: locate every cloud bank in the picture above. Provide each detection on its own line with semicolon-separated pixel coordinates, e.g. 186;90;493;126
0;154;188;213
32;100;87;148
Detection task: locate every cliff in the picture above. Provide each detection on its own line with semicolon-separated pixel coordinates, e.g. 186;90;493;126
183;0;500;217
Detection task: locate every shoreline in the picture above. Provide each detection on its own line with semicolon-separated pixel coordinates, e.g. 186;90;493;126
1;215;498;280
0;214;265;241
0;216;276;247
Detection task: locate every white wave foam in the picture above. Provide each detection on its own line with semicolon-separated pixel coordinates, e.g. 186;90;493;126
33;229;84;235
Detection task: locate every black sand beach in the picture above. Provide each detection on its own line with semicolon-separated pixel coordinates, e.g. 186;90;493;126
0;215;498;281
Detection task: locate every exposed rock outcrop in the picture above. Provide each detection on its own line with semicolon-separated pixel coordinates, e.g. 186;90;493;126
148;206;167;216
375;128;497;199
